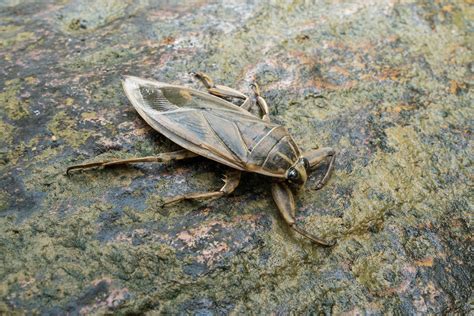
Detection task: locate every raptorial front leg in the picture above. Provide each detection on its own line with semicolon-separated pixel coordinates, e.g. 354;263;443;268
162;169;241;206
66;149;197;175
302;147;336;190
271;182;335;246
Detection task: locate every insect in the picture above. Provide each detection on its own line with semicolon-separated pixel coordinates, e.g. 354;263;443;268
67;73;336;246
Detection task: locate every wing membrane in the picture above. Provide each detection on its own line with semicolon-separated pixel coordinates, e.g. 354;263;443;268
122;76;283;173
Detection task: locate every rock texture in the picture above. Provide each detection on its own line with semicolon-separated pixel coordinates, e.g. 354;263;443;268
0;0;472;314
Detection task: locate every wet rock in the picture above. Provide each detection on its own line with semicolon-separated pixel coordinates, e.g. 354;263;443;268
0;0;472;314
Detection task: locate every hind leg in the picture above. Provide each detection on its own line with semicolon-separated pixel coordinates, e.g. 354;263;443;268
66;149;197;175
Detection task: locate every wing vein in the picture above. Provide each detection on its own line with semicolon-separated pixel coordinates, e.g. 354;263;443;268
251;126;279;152
261;132;286;168
201;113;246;166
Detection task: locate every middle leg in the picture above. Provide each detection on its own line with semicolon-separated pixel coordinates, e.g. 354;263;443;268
250;83;270;122
192;72;272;121
162;169;241;206
192;72;252;109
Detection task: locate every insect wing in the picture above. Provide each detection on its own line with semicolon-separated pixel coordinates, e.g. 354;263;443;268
122;76;279;172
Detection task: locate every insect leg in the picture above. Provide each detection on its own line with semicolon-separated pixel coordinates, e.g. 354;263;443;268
251;83;270;122
66;149;197;175
192;72;252;110
271;181;336;246
162;169;241;206
302;147;336;190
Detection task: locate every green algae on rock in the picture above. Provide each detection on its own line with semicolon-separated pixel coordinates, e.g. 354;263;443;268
0;79;30;120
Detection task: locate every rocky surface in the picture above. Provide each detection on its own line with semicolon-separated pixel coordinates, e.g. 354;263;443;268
0;0;472;314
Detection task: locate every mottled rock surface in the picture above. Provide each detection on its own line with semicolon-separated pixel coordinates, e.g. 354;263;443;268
0;0;472;314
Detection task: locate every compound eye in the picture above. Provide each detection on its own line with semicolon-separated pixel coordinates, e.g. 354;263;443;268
302;158;310;171
287;167;299;181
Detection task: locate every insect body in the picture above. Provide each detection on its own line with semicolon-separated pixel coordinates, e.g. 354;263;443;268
67;73;336;246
